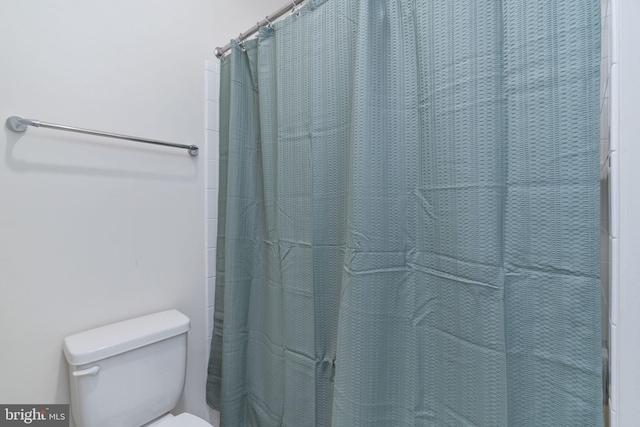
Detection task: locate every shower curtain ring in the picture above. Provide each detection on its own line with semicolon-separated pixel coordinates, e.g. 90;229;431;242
291;0;300;16
237;33;246;51
265;16;273;29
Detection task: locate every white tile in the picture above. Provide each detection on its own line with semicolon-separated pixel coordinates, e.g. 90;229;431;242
207;189;218;219
207;100;219;131
610;236;618;325
610;63;619;152
207;71;220;101
207;307;215;338
601;259;610;314
600;96;610;140
600;162;610;233
600;63;609;101
207;218;218;248
207;247;217;278
610;322;618;415
208;277;216;307
601;222;610;260
600;139;609;168
611;0;618;64
609;151;619;238
207;409;220;427
208;60;220;74
603;16;611;63
207;160;219;189
601;0;609;20
207;130;219;161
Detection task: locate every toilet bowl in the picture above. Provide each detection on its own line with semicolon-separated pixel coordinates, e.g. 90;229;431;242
146;413;211;427
63;310;212;427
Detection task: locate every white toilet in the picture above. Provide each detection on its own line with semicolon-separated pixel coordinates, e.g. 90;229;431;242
63;310;213;427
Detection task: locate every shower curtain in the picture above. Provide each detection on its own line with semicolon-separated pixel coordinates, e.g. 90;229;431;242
207;1;602;426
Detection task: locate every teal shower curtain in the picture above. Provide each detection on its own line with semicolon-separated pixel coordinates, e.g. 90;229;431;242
207;1;602;426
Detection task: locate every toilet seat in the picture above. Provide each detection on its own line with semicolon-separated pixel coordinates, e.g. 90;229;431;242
147;413;213;427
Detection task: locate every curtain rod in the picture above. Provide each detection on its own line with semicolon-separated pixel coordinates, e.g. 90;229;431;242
214;0;305;59
5;116;199;156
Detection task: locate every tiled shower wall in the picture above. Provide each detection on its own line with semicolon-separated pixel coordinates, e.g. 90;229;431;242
600;0;617;425
205;60;221;356
600;1;611;336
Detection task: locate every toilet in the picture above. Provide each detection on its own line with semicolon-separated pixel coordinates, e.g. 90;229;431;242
63;310;213;427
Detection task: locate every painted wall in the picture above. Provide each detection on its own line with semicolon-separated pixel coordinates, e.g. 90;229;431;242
616;0;640;425
0;0;217;423
211;0;297;51
0;1;292;426
3;0;630;425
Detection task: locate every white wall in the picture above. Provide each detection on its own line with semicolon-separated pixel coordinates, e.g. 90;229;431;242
0;1;292;426
211;0;296;51
5;0;626;425
0;0;216;422
615;0;640;425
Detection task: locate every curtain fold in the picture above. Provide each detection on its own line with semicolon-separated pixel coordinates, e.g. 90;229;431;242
207;1;602;426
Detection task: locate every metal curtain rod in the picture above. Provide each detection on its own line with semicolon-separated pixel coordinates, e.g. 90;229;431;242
214;0;305;59
5;116;199;156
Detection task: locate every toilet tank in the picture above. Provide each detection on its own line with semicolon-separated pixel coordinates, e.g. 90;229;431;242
63;310;190;427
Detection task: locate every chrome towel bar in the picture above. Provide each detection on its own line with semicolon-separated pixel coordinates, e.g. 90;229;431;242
6;116;199;156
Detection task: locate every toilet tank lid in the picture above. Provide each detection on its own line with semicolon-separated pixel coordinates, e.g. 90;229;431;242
63;310;190;366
